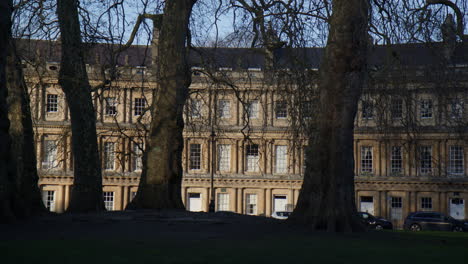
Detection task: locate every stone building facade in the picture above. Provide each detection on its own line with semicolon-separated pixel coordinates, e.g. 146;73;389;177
21;39;467;228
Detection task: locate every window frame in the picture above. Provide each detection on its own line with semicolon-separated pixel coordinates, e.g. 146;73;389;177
275;101;288;119
46;94;59;113
217;100;231;119
360;146;373;174
189;143;202;170
420;99;433;119
103;142;116;171
134;98;146;116
448;145;464;175
245;144;260;172
104;97;117;116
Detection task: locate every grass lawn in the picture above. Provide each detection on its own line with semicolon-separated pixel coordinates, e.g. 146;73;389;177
3;231;468;264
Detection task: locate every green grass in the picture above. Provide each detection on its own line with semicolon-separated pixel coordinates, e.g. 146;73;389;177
3;231;468;264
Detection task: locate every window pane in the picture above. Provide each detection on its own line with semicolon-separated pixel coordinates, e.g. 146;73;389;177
217;144;231;172
218;100;231;118
449;146;464;174
361;146;373;173
420;99;433;118
190;99;202;118
217;193;229;211
245;194;257;215
247;100;259;119
189;144;201;170
104;142;115;170
103;191;114;211
391;146;403;173
105;97;117;116
362;101;373;119
132;142;144;171
419;146;432;174
42;140;58;169
246;144;259;172
275;101;287;118
134;98;146;116
391;98;403;119
46;94;58;112
275;145;287;173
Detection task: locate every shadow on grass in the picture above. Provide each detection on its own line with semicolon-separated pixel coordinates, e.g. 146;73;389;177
3;231;468;264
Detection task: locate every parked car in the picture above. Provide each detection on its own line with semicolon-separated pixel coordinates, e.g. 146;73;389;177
358;212;393;230
404;212;468;232
271;211;292;220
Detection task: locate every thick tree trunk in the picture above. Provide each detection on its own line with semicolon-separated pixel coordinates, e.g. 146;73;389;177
6;40;46;217
290;0;369;232
127;0;196;209
57;0;104;212
0;0;15;221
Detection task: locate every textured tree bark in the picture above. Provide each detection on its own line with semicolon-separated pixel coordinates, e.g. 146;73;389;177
57;0;104;212
6;39;46;217
0;0;15;221
127;0;196;209
290;0;369;232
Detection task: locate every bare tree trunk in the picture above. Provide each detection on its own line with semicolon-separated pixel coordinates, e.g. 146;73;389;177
6;39;46;217
0;0;15;221
127;0;196;209
290;0;369;232
57;0;104;212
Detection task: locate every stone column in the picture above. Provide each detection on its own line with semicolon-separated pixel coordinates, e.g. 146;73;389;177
236;188;243;213
64;185;70;211
265;188;272;217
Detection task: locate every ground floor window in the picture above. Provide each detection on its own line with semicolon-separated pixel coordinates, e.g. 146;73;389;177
421;197;432;210
217;193;229;211
390;196;403;221
42;190;55;212
245;194;257;215
103;191;114;211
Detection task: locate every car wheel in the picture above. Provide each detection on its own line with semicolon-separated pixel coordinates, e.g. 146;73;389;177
410;224;421;231
375;224;383;230
453;226;463;232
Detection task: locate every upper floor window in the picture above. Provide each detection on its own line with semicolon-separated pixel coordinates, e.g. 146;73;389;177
217;100;231;118
301;101;312;119
391;98;403;119
449;145;464;175
449;99;464;119
217;144;231;172
103;142;115;170
132;142;144;171
361;146;373;173
246;144;259;172
420;99;433;119
275;101;287;119
46;94;58;112
42;140;58;169
247;100;259;119
134;98;146;116
390;146;403;174
189;143;201;170
361;101;373;119
190;99;202;118
419;146;432;174
105;97;117;116
275;145;287;173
